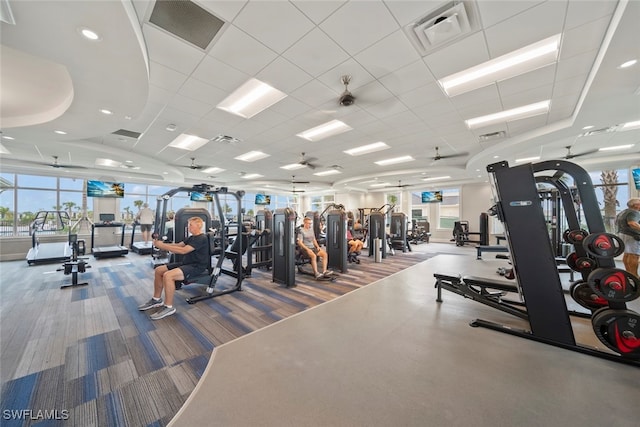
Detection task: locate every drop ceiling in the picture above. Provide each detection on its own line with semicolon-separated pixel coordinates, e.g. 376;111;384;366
1;0;639;194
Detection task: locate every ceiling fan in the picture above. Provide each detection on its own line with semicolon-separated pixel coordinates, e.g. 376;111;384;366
563;145;598;160
22;155;87;169
296;152;319;170
174;157;208;170
339;75;356;106
385;180;412;189
431;146;468;162
290;175;309;193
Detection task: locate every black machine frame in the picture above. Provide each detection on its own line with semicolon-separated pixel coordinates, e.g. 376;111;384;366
152;184;246;304
464;160;639;366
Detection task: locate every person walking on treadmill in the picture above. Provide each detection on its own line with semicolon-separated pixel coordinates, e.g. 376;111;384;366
138;217;209;320
136;202;155;245
297;216;332;279
616;198;640;277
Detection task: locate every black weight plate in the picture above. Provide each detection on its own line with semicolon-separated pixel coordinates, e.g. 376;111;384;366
592;308;640;359
587;268;640;303
582;233;624;258
570;281;608;311
565;229;588;244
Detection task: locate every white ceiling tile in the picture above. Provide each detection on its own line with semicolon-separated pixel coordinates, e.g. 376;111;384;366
291;0;347;24
501;84;553;110
423;31;489;78
143;24;206;75
317;59;375;91
178;78;228;106
476;1;544;29
232;1;315;54
168;93;215;118
319;1;399;55
291;79;336;108
397;82;447;109
354;30;421;78
484;1;567;57
449;84;501;110
552;75;588;99
208;25;278;75
506;114;549;135
268;96;314;119
556;51;599;81
561;15;612;61
282;28;350;77
379;60;435;95
497;64;555;98
191;56;250;92
148;61;189;92
384;0;444;27
564;0;617;30
256;57;313;93
198;0;248;23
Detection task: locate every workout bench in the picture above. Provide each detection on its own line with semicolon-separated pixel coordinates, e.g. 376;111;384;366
476;245;509;259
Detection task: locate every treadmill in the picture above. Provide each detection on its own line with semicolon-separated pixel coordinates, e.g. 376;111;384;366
26;211;73;265
91;213;129;259
130;222;153;255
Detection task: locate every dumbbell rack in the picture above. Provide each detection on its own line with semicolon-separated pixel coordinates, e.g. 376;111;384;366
479;160;639;366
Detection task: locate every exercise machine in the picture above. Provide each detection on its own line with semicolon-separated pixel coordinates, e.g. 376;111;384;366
272;207;296;287
436;160;640;366
408;219;430;244
26;211;74;265
152;184;246;304
130;221;153;255
325;207;348;273
367;211;387;260
389;212;410;253
91;213;128;259
58;234;90;289
452;213;489;246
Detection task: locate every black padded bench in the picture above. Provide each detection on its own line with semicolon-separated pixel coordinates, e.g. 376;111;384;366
476;245;509;259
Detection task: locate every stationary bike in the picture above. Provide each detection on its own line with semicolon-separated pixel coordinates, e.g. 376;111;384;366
58;234;90;289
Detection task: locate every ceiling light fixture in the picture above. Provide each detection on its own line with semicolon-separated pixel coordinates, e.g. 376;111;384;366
439;34;561;97
100;109;113;115
202;167;225;174
620;120;640;131
166;124;177;132
297;120;352;142
344;142;390;156
374;155;415;166
465;100;550;129
217;78;287;119
280;163;307;170
54;130;67;135
598;144;634;152
2;135;14;140
168;133;209;151
618;59;637;69
515;156;540;163
422;175;451;181
370;183;390;187
78;27;101;41
95;158;122;167
241;173;263;179
313;169;341;176
234;151;270;162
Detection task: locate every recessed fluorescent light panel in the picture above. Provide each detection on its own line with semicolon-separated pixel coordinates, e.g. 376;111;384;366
242;173;263;179
439;34;561;97
234;151;270;162
297;120;352;142
515;156;540;163
374;155;415;166
370;183;390;187
422;175;450;181
217;78;287;119
202;167;225;174
620;120;640;131
280;163;307;170
465;100;550;129
95;158;122;168
599;144;634;152
344;142;390;156
313;169;341;176
168;133;209;151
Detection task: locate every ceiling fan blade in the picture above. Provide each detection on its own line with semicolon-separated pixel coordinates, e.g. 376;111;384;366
291;180;310;184
438;152;468;159
565;149;599;159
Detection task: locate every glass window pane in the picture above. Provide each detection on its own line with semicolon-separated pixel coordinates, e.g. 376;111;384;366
60;191;85;222
0;189;14;236
1;173;15;188
59;177;84;190
438;188;460;229
17;174;56;189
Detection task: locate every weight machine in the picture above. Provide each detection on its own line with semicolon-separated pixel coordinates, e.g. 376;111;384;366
437;160;639;365
58;234;90;289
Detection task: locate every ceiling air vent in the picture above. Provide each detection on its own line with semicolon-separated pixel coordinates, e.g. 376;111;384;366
404;1;480;56
211;134;241;144
149;0;225;50
479;130;507;142
112;129;142;139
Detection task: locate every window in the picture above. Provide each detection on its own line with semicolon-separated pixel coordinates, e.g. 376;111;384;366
589;169;628;233
438;188;460;229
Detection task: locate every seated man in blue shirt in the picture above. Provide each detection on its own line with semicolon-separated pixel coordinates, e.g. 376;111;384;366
297;216;331;279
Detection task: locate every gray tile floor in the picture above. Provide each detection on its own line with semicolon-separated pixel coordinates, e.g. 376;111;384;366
171;249;640;427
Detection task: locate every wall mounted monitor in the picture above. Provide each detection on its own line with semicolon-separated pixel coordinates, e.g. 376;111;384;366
99;213;115;222
190;192;213;202
255;194;271;205
87;180;124;198
421;191;443;203
633;169;640;190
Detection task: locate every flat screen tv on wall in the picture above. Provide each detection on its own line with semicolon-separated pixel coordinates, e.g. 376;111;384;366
255;194;271;205
421;191;443;203
190;192;213;202
87;180;124;198
632;168;640;190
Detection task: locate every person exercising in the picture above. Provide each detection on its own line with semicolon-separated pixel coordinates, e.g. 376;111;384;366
616;198;640;277
138;216;209;320
136;202;155;244
297;216;331;279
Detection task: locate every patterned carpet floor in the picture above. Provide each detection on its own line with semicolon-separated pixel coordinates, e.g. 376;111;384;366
0;247;437;426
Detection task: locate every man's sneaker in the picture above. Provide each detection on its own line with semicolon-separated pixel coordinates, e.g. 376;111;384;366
315;272;323;280
138;298;163;311
323;270;333;277
150;306;176;320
